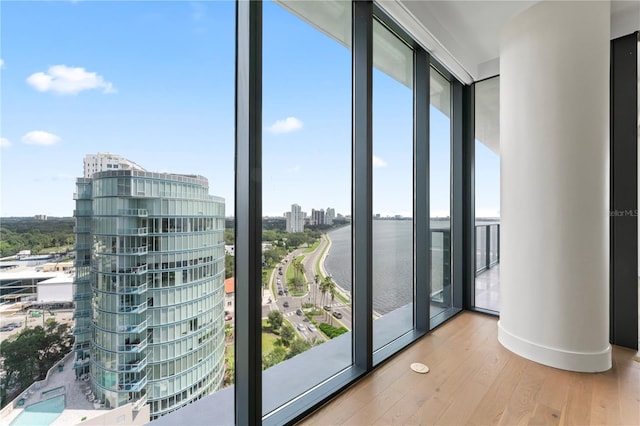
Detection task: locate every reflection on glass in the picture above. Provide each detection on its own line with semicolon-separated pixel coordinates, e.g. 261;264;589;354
429;68;452;318
371;20;414;350
2;0;235;422
474;76;501;312
262;0;352;416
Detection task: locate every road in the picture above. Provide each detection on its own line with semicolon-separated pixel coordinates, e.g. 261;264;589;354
264;235;353;336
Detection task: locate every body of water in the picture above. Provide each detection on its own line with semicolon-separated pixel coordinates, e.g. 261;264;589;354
325;220;452;315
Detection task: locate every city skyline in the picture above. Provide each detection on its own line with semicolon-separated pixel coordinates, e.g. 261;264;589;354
0;1;499;219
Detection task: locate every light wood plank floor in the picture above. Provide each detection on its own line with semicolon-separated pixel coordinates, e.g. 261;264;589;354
299;312;639;426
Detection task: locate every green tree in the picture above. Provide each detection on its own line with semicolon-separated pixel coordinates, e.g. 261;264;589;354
267;311;284;331
0;320;72;407
262;346;286;370
278;324;295;348
225;254;235;279
285;338;312;360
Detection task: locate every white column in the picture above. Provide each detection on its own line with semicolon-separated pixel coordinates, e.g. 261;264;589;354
498;0;611;372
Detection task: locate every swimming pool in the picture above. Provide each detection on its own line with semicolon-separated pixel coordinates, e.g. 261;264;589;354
10;394;65;426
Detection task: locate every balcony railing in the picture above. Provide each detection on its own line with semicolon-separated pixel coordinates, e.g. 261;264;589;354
117;282;148;295
117;265;148;275
117;227;148;236
73;192;91;200
117;300;148;314
117;358;147;373
72;326;91;335
119;246;148;256
74;243;91;251
118;208;148;217
74;227;91;234
73;209;93;216
73;309;91;318
73;292;91;301
117;376;147;392
117;320;147;334
73;357;91;368
117;339;147;353
74;341;90;352
475;223;500;274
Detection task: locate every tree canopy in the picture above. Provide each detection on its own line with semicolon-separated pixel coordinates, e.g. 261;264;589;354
0;319;72;407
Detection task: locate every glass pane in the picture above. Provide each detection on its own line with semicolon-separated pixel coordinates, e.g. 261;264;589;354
262;0;352;415
0;1;235;422
474;76;501;312
429;68;452;320
372;20;414;350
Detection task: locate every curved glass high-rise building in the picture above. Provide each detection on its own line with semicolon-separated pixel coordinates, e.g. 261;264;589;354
73;157;225;420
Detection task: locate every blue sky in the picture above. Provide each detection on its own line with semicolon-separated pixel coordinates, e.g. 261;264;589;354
0;0;499;219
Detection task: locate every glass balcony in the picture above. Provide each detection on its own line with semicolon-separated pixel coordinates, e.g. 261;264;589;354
119;246;148;256
474;223;501;312
117;357;147;373
73;357;91;368
73;292;91;301
117;208;148;217
117;338;147;353
73;309;91;318
73;326;91;335
74;226;91;234
74;341;90;352
117;375;147;392
117;282;148;295
73;209;93;216
117;265;148;275
117;227;148;236
74;243;91;251
117;300;148;314
117;320;147;334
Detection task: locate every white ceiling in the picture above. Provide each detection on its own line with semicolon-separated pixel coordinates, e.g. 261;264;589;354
381;0;640;83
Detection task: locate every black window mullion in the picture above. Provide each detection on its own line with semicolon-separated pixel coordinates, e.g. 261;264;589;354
352;0;373;371
414;47;430;332
235;0;263;423
451;80;465;309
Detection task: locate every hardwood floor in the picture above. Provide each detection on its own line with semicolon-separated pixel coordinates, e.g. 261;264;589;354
299;312;640;426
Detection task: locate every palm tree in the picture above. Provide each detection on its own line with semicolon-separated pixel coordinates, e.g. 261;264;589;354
320;276;332;319
313;274;320;307
293;260;306;292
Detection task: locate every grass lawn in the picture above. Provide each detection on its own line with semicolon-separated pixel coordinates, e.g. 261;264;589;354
303;239;320;254
262;332;278;353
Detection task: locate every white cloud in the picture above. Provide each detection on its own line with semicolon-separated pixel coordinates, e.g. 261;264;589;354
27;65;116;95
0;137;11;148
0;59;4;69
287;165;301;174
373;155;387;168
267;117;303;135
21;131;61;146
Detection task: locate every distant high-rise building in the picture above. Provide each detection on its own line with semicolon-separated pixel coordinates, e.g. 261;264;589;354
286;204;305;233
34;214;48;221
83;152;146;178
325;208;335;225
73;155;225;420
311;209;325;226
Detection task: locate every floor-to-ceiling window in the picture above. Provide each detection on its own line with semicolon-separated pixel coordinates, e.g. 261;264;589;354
474;76;501;312
371;18;414;350
429;68;452;321
262;0;352;418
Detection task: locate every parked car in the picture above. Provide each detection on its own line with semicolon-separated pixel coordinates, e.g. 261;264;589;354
297;323;306;331
332;311;343;319
296;309;303;316
308;324;317;332
278;290;283;296
323;305;332;311
283;301;289;308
